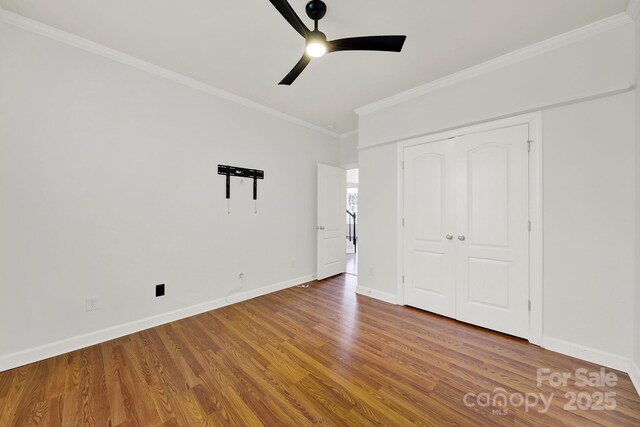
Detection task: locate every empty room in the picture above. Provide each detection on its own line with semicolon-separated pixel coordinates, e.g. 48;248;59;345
1;0;640;425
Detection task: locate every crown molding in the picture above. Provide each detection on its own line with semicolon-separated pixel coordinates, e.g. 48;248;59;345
355;12;633;117
0;8;341;138
339;129;358;139
628;0;640;20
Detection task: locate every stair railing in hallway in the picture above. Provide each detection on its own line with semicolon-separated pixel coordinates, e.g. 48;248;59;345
346;210;357;253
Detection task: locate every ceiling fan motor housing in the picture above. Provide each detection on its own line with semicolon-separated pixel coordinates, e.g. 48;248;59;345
306;0;327;21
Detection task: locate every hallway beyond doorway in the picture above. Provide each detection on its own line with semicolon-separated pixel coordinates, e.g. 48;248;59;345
346;253;357;275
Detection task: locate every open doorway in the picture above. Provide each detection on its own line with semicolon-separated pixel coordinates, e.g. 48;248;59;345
346;168;358;275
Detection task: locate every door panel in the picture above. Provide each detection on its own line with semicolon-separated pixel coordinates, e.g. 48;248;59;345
317;164;346;280
403;140;456;318
455;124;529;338
468;258;510;309
413;153;444;242
468;145;510;247
413;251;443;293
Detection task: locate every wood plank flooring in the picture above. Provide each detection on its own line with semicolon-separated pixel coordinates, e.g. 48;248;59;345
1;274;639;426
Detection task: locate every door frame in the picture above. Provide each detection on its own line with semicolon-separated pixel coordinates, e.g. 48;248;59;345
395;112;543;346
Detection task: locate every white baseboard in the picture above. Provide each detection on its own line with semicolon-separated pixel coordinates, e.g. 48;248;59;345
629;361;640;396
355;286;399;305
224;274;316;305
0;274;315;373
542;336;631;372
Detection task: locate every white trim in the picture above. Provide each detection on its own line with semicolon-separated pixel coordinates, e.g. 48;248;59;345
0;8;340;139
543;336;631;372
355;13;633;117
0;274;315;373
340;162;358;170
396;112;544;346
627;0;640;21
339;129;359;139
359;86;634;151
396;143;406;307
225;274;315;304
527;113;544;346
629;361;640;396
355;286;399;305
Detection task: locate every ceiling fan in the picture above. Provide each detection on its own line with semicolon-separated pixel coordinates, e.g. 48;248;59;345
269;0;407;85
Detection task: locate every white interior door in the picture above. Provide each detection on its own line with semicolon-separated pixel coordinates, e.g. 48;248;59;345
403;140;456;318
317;164;346;280
455;125;530;338
402;124;530;339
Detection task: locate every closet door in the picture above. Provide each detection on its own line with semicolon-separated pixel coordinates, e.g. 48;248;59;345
454;125;530;339
403;140;456;318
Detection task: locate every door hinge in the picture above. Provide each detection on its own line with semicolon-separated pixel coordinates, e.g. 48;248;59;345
527;140;533;152
528;221;532;232
402;160;405;169
402;218;405;226
528;300;531;311
402;275;405;284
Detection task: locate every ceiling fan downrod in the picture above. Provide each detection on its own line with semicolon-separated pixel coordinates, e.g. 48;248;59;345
305;0;327;31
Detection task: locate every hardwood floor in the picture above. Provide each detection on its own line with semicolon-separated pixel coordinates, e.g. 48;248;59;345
1;274;639;426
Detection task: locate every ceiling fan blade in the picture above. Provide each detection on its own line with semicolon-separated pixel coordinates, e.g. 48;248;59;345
327;35;406;53
279;54;312;85
268;0;311;38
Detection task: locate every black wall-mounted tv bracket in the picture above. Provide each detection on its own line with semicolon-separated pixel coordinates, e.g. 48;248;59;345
218;165;264;214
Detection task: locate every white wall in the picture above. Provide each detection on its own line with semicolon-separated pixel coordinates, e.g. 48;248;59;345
358;20;637;365
634;14;640;377
359;22;634;148
0;21;339;368
339;132;359;167
543;93;634;359
358;143;398;296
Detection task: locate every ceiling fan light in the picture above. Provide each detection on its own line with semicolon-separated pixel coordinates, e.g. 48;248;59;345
306;41;327;58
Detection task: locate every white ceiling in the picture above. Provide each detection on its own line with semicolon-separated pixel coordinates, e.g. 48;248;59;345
0;0;630;135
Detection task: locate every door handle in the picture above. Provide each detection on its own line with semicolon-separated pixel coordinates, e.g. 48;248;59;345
458;235;466;241
317;226;325;230
446;234;453;240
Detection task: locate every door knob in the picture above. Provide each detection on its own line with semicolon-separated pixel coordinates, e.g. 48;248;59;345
446;234;453;240
458;235;466;241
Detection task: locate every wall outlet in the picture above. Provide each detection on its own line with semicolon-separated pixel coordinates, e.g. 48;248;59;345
156;284;165;297
86;297;99;312
369;267;374;276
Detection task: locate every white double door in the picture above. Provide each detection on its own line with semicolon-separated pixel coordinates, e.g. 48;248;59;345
403;124;530;339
